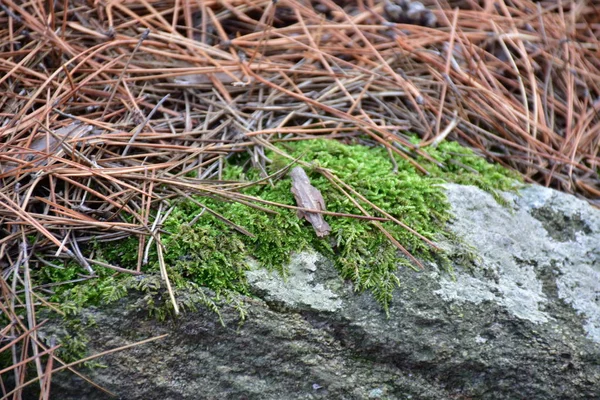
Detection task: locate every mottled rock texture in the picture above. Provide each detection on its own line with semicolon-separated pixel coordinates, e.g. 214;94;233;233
43;184;600;399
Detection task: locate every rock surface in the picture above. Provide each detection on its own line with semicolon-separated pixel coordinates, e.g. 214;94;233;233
43;184;600;399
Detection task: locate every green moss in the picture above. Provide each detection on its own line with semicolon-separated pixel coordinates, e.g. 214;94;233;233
160;223;251;294
420;140;521;203
39;138;519;317
34;262;128;313
27;260;128;365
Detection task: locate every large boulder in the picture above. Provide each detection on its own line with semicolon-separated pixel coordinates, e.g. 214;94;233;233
44;184;600;399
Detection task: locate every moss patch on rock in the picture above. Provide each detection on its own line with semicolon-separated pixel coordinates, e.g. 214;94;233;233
26;138;519;363
39;139;518;316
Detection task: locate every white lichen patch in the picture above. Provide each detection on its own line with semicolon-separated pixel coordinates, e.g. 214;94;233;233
436;185;550;324
436;184;600;342
245;252;343;312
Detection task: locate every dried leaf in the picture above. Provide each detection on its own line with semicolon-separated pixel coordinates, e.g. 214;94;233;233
290;166;331;237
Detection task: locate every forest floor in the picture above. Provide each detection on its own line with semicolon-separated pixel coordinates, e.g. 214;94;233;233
0;0;598;398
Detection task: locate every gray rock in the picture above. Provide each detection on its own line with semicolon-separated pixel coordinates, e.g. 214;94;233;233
41;184;600;399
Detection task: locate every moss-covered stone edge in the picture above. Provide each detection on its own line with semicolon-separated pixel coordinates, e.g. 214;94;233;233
26;138;520;364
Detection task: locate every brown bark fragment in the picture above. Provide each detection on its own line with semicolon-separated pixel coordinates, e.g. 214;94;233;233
290;166;331;237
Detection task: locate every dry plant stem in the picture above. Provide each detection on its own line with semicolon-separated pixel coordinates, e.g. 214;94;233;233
143;203;175;266
156;233;179;315
40;341;54;400
0;192;70;254
431;8;459;142
246;66;431;174
122;94;171;157
19;236;43;390
0;321;47;359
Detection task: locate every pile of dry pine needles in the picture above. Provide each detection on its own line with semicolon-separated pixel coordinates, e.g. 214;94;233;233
0;0;599;397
